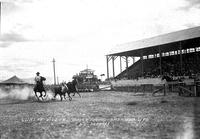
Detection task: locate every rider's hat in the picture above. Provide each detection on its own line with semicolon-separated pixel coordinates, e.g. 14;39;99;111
36;72;40;75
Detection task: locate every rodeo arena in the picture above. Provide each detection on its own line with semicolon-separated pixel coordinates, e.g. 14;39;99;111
1;26;200;139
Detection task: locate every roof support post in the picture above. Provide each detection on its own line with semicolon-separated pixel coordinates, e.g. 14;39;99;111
159;46;162;75
106;56;110;80
112;56;115;78
196;47;198;71
126;56;128;68
140;52;144;77
132;57;135;63
120;56;122;73
126;56;128;79
179;42;183;75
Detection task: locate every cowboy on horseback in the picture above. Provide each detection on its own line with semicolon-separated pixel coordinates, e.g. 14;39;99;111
34;72;46;99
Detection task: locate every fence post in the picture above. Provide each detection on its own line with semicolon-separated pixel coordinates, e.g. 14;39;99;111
194;80;197;97
164;84;166;96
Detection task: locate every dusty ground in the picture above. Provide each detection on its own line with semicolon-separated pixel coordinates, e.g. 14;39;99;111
0;91;200;139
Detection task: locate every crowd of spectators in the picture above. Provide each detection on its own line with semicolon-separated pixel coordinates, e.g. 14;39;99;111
116;52;200;81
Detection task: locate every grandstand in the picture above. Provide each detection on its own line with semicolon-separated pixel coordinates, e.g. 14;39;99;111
106;26;200;96
116;52;200;79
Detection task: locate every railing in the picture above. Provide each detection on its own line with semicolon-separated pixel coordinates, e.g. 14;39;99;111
110;78;200;97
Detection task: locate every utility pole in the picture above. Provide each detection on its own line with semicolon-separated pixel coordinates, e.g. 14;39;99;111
52;58;56;85
86;64;88;76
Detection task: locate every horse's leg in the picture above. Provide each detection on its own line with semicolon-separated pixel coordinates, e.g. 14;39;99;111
40;92;45;100
39;92;42;97
76;91;81;98
54;93;57;99
35;91;39;100
73;85;77;96
68;93;72;101
43;90;46;97
60;94;63;101
64;93;67;100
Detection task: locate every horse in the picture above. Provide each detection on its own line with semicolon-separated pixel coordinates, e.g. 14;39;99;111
67;80;81;97
53;83;72;101
33;76;46;100
52;80;81;101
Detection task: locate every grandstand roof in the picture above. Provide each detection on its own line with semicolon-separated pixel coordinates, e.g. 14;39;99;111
108;26;200;56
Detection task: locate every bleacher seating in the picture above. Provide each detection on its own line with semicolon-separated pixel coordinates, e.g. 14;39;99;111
116;51;200;80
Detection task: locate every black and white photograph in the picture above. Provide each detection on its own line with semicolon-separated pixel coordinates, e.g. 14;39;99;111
0;0;200;138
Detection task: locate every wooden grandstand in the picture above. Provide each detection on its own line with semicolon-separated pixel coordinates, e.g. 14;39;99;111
106;26;200;96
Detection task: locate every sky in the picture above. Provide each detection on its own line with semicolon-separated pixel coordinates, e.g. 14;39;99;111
0;0;200;83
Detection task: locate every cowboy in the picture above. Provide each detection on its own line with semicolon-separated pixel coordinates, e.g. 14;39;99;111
35;72;46;84
34;72;46;97
35;72;41;83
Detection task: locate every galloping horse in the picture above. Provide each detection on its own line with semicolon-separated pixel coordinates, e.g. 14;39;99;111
52;80;81;101
33;76;46;100
68;79;81;97
53;82;72;101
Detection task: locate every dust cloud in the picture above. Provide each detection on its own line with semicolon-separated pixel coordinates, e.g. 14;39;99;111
0;86;54;100
0;87;34;100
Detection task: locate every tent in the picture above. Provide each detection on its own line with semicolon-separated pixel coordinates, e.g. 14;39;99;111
0;76;34;97
0;75;27;85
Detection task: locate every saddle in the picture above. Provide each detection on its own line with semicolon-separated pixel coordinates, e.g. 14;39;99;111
34;81;45;92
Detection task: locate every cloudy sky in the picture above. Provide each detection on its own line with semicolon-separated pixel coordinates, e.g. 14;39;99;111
0;0;200;83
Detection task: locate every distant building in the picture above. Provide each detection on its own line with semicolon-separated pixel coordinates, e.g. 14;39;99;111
0;75;27;85
0;75;32;91
73;69;99;91
73;68;99;84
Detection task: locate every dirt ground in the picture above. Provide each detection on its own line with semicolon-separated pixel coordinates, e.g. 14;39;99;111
0;91;200;139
